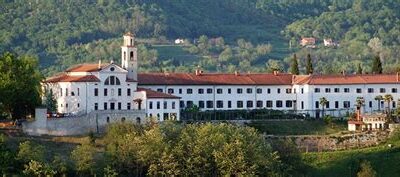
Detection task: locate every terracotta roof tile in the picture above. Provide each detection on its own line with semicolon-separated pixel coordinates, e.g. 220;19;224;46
295;74;400;85
138;73;293;85
45;74;100;83
137;88;180;99
65;63;108;72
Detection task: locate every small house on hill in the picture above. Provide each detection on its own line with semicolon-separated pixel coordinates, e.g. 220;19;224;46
300;37;316;48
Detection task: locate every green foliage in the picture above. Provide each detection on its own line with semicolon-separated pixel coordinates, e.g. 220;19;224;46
371;55;383;74
43;88;57;113
0;52;42;119
17;141;45;164
23;160;56;177
357;160;377;177
306;53;313;74
357;63;363;74
290;54;299;74
70;141;96;175
0;134;17;174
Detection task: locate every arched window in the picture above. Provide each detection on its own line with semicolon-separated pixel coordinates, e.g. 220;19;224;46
130;51;134;61
104;76;121;85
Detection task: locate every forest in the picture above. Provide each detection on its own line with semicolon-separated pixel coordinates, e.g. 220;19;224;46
1;0;400;76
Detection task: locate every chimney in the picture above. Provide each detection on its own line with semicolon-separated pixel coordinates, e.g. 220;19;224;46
195;69;203;76
235;71;240;76
98;60;102;69
397;72;399;82
273;70;279;76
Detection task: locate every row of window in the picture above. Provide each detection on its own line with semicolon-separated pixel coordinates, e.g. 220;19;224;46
314;101;397;109
60;88;80;97
94;88;131;96
158;88;294;95
179;100;294;109
314;87;398;94
94;102;131;110
149;101;177;110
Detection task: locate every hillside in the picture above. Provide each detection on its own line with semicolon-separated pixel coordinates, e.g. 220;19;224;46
1;0;400;75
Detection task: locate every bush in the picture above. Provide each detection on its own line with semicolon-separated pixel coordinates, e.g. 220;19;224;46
357;160;377;177
71;141;96;175
17;141;45;164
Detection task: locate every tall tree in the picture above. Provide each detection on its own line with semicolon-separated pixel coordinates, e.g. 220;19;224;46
357;63;363;74
0;52;42;119
43;89;57;113
306;54;313;74
371;55;383;74
374;95;383;112
319;97;328;117
383;94;393;118
290;54;299;75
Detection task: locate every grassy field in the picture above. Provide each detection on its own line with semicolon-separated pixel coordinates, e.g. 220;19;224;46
151;45;200;65
303;132;400;177
247;120;348;135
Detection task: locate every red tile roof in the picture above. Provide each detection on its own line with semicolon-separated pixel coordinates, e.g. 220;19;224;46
44;74;100;83
295;74;400;85
137;88;180;99
65;64;108;72
138;73;293;85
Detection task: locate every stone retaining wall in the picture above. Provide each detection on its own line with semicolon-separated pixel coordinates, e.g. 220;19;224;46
266;131;390;152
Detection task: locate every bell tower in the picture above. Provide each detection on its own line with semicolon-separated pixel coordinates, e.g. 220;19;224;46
121;32;138;80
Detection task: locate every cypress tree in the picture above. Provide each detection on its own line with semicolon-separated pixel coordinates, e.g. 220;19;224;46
306;53;313;74
290;54;299;75
357;63;363;74
371;55;383;74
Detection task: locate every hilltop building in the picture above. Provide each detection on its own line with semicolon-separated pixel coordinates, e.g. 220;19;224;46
43;33;400;122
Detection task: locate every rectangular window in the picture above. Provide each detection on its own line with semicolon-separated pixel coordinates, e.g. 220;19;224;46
335;101;339;109
267;88;271;94
286;88;292;94
127;103;131;110
369;101;372;108
343;101;351;108
334;88;340;93
172;102;176;109
256;88;262;94
157;102;160;109
237;101;243;108
207;88;213;94
246;88;252;94
104;88;108;96
66;88;68;96
157;88;163;92
110;103;115;110
246;101;253;108
149;101;153;109
256;101;263;108
186;101;193;108
277;88;281;94
60;88;63;97
187;89;193;94
293;88;297;94
164;101;167;109
326;101;330;109
127;88;131;96
199;101;205;108
228;88;231;94
301;101;304;109
179;89;182;94
380;88;386;93
94;103;98;110
325;88;331;93
118;88;122;96
217;100;223;108
77;103;80;108
206;101;213;108
198;88;204;94
66;103;68;108
228;101;232;108
393;102;396;108
301;88;304;94
118;102;121;110
314;88;320;93
94;88;98;96
344;88;350;93
180;101;185;108
168;88;174;94
266;101;273;108
237;88;243;94
217;88;223;94
104;102;108;110
368;88;374;93
71;91;75;96
276;100;283;107
286;100;292;108
77;88;80;96
392;88;398;93
356;88;362;93
315;101;319;109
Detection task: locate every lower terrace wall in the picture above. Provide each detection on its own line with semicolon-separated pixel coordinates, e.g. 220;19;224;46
266;131;390;152
22;109;146;136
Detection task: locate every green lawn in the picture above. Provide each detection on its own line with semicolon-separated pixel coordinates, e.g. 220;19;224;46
151;45;200;64
247;120;348;135
303;135;400;177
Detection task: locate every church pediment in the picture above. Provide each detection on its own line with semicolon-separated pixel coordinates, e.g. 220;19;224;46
100;63;127;73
